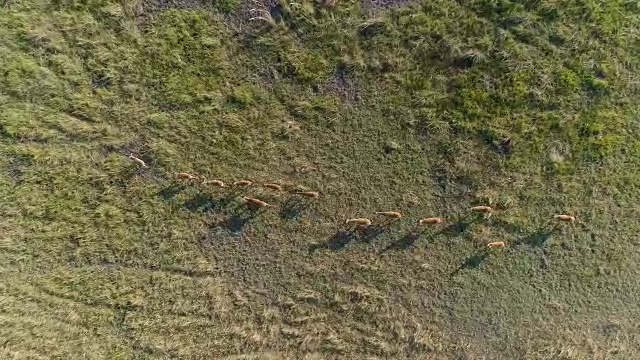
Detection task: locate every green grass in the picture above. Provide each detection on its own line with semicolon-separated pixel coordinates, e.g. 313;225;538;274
1;0;640;358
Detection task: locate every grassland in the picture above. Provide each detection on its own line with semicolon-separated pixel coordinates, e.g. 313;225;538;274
1;0;640;358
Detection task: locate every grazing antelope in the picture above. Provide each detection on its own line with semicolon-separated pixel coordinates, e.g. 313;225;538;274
471;205;493;218
128;154;147;168
233;180;253;187
243;197;272;208
375;211;403;219
418;217;443;225
297;191;320;199
345;218;372;227
554;214;576;223
203;179;225;187
175;172;198;180
263;183;283;191
487;241;505;248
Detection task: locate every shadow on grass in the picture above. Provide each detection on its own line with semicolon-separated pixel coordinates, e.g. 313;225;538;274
215;205;267;234
309;231;357;252
183;193;219;213
279;197;310;220
158;184;184;200
357;225;387;243
216;193;240;208
491;218;523;234
380;232;422;253
480;131;513;156
451;250;490;276
437;217;478;238
522;227;557;247
159;182;239;214
222;215;254;233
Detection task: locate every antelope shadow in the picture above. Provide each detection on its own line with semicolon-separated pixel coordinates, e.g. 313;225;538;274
450;250;490;276
380;232;422;253
158;184;185;200
437;216;479;238
521;227;557;247
183;193;219;213
309;231;357;252
279;197;311;220
357;224;387;243
214;203;269;233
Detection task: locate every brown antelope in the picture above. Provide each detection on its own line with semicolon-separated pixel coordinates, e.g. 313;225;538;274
243;197;272;208
471;205;493;218
175;172;198;180
417;217;443;225
555;214;576;223
263;183;283;191
375;211;403;219
345;218;372;226
487;241;505;248
297;191;320;199
203;179;225;187
128;154;147;168
233;180;253;187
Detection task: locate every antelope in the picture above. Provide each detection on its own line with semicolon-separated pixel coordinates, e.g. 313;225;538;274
297;191;320;198
263;183;283;191
345;218;372;226
418;217;443;225
375;211;403;219
233;180;253;187
487;241;505;248
128;154;147;168
554;214;575;223
175;172;198;180
243;197;272;208
203;179;225;187
471;205;493;218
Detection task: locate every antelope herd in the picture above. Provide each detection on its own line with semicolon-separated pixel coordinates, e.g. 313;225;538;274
158;166;579;250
